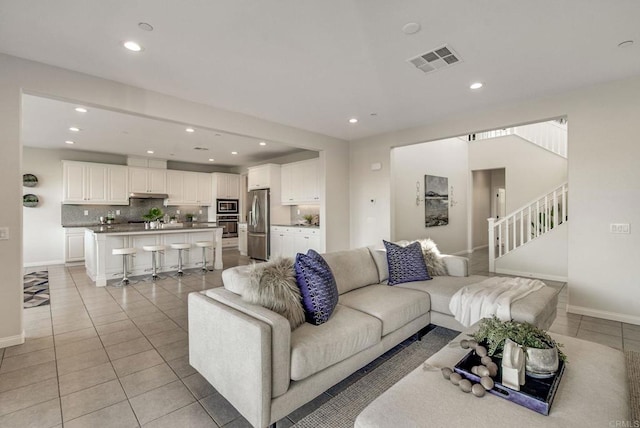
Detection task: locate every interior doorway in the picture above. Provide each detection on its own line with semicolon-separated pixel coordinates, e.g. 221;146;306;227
471;168;505;251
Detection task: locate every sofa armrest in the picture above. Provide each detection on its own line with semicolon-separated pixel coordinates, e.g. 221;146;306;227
442;255;469;277
189;292;272;428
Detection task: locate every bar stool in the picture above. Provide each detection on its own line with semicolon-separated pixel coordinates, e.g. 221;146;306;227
195;241;215;272
170;243;192;276
112;247;137;286
142;244;168;281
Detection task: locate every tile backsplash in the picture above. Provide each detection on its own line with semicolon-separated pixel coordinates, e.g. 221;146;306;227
61;199;209;226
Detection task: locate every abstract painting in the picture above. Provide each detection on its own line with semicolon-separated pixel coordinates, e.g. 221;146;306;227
425;175;449;227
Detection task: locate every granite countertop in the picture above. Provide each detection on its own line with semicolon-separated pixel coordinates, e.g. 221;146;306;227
85;223;221;234
271;223;320;229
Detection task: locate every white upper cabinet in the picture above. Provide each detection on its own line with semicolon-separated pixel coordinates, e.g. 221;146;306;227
213;173;241;200
128;167;166;193
280;158;320;205
165;170;213;206
62;161;128;205
248;164;280;190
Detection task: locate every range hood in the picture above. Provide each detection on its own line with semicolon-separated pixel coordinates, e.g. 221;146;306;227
129;192;169;199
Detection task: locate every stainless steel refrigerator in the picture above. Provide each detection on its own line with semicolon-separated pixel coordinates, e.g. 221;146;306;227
248;188;270;260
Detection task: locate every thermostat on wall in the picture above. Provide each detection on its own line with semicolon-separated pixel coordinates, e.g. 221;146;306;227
371;162;382;171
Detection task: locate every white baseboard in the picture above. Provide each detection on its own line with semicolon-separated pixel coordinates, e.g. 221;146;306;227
494;268;567;282
453;250;471;256
24;260;65;268
567;305;640;326
0;331;25;349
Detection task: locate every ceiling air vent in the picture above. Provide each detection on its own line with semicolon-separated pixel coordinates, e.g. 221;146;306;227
193;147;209;151
407;44;462;75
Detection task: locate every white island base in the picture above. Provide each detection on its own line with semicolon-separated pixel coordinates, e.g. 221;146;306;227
84;227;223;286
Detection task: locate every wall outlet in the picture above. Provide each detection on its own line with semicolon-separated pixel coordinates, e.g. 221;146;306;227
176;210;180;214
0;227;8;240
84;210;89;216
199;210;203;214
116;210;120;215
610;223;630;234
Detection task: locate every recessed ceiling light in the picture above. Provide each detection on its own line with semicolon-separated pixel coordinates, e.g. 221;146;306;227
618;40;634;48
349;118;358;124
208;158;215;162
146;150;154;154
185;127;195;133
75;107;87;113
69;127;80;132
123;41;143;52
138;22;154;32
470;82;483;90
65;140;74;145
259;141;267;146
402;22;421;35
231;151;238;155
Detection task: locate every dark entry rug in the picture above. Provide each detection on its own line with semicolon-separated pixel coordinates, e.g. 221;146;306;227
23;270;50;308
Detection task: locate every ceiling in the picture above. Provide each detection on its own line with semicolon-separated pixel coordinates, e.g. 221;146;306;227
21;94;306;167
2;1;640;143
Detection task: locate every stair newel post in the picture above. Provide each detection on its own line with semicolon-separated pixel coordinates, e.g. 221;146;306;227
488;217;496;272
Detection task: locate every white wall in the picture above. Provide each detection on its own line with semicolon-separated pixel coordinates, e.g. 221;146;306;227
495;223;568;281
391;138;468;254
469;135;568;213
350;74;640;325
0;53;350;347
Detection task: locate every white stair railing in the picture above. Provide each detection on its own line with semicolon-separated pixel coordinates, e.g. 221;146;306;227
488;182;568;272
469;121;567;158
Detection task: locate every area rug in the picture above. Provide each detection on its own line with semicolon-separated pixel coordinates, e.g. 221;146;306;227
292;326;460;428
626;350;640;423
23;270;50;308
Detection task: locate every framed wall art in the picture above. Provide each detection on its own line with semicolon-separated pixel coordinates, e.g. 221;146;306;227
425;174;448;227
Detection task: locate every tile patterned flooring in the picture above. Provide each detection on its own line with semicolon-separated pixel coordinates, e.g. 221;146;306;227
1;248;638;427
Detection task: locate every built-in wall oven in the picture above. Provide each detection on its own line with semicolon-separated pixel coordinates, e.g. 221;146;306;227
217;214;239;238
217;199;239;214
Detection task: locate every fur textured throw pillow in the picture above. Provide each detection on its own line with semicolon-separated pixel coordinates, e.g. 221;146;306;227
243;257;306;329
414;239;448;276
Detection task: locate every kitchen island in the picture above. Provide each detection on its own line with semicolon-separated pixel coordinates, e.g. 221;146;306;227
84;224;223;286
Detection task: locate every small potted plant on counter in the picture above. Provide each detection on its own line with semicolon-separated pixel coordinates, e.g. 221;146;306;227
142;207;164;229
472;315;566;378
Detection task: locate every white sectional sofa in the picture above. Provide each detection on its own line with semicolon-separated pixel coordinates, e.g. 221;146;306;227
188;246;558;428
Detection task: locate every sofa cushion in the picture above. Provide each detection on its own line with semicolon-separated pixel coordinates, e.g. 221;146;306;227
384;240;431;285
322;247;380;294
290;304;382;381
339;285;431;336
222;265;252;295
242;257;305;329
368;245;389;284
295;250;339;325
395;275;491;315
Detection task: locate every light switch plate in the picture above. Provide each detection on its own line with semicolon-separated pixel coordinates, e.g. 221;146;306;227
0;227;9;240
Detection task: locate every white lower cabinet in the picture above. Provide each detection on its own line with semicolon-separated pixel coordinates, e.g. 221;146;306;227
65;228;86;262
270;226;321;259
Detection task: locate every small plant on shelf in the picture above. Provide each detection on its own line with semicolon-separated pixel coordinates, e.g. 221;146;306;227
472;315;567;362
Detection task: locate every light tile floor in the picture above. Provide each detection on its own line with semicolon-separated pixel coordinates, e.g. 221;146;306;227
2;248;637;427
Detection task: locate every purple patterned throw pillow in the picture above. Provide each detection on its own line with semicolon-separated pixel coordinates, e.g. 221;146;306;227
383;240;431;285
294;249;339;325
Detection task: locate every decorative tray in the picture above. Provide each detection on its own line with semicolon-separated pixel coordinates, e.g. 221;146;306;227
453;349;565;415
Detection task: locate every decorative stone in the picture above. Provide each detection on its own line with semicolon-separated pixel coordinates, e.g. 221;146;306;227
459;379;472;393
471;366;479;375
486;362;499;377
480;356;493;366
460;339;470;349
467;340;478;349
441;367;453;380
477;366;490;377
480;376;494;390
449;372;462;385
472;383;486;397
475;345;488;357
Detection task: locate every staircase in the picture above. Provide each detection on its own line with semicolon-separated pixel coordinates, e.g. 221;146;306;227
469;120;567;158
488;182;568;272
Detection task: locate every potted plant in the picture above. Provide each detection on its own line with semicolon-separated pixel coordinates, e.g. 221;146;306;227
142;207;164;228
472;316;566;377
